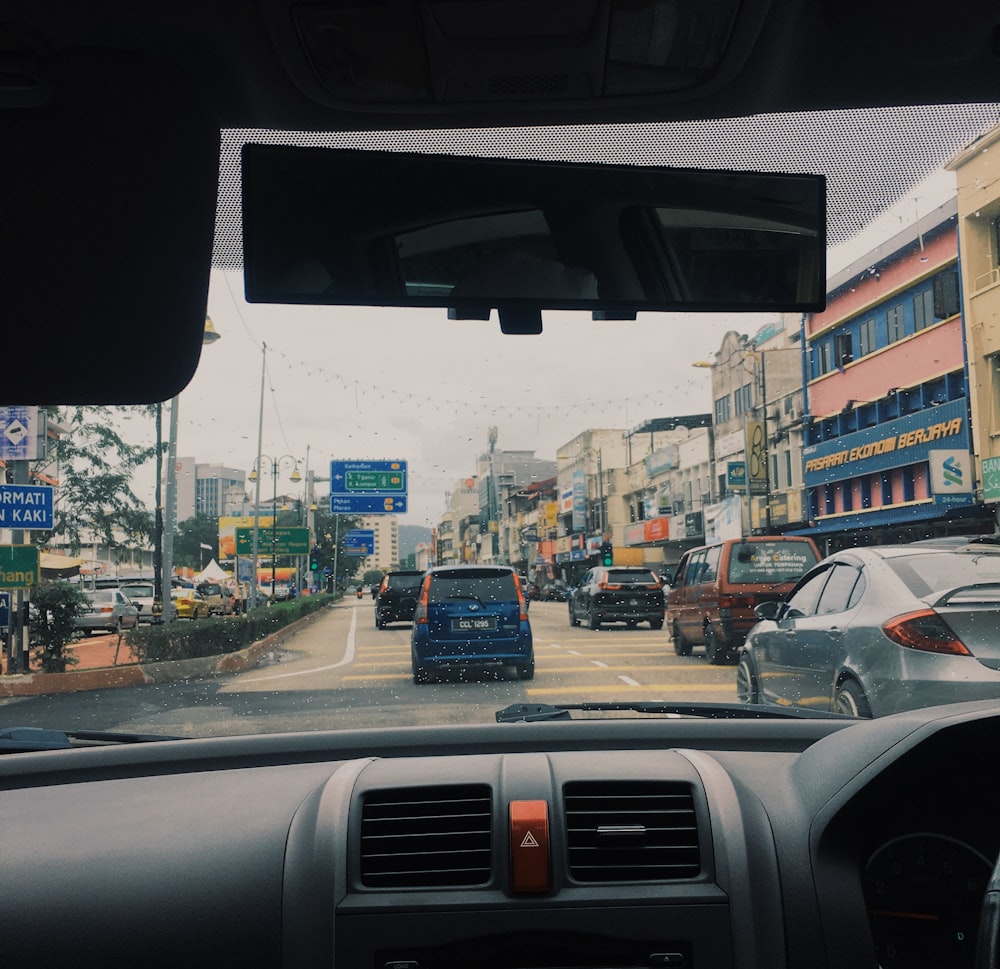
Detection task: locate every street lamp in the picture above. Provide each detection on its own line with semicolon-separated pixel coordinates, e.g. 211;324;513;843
249;455;301;601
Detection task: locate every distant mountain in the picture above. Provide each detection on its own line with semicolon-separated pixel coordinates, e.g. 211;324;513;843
398;524;433;562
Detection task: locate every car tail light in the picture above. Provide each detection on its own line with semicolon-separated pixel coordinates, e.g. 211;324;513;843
99;606;113;614
414;575;431;624
598;581;621;590
882;609;971;655
512;574;529;621
379;576;389;594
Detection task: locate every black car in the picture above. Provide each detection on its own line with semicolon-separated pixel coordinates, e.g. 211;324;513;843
374;570;426;628
568;566;665;630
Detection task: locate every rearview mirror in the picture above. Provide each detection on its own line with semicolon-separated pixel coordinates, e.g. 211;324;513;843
242;146;826;333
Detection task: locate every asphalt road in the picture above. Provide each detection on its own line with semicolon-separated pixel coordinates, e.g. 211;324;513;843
0;600;738;737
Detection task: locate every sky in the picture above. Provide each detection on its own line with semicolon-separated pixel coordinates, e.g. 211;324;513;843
122;166;959;531
126;272;779;529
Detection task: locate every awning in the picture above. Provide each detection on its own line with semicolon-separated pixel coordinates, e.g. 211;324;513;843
39;552;90;579
786;501;992;537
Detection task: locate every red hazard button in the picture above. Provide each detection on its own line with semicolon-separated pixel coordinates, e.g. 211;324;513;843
509;800;550;893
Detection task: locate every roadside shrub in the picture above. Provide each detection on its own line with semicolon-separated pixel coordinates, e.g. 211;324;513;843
30;581;90;673
127;594;334;664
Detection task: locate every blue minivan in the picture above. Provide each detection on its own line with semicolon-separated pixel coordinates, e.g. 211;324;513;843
411;565;534;683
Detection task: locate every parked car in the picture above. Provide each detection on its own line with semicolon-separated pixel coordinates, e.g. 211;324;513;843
411;566;533;683
568;566;665;630
374;569;426;628
72;589;140;636
118;581;178;624
738;544;1000;717
171;587;210;620
196;581;233;616
667;537;822;665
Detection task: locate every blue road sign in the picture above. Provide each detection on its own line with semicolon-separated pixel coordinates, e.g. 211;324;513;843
0;484;54;530
0;592;9;629
343;529;375;555
330;460;407;494
330;494;407;514
0;406;39;461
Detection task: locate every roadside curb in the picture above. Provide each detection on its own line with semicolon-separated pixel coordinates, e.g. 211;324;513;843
0;606;333;699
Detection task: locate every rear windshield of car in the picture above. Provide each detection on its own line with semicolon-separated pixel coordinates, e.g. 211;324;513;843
887;550;1000;598
427;569;518;603
121;584;154;598
87;590;113;603
387;574;424;592
726;541;820;584
606;569;659;584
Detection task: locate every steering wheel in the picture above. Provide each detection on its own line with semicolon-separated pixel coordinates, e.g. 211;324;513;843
976;853;1000;969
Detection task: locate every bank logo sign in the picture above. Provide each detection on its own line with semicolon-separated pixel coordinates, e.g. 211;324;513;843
929;450;972;496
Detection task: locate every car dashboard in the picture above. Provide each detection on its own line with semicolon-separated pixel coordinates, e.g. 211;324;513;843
2;704;997;969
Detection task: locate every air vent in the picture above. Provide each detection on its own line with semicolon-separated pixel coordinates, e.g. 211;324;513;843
360;785;492;888
564;781;700;882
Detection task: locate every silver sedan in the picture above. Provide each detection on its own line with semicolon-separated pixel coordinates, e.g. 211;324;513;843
737;544;1000;717
72;589;140;636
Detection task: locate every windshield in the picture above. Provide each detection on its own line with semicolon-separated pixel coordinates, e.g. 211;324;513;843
6;102;1000;735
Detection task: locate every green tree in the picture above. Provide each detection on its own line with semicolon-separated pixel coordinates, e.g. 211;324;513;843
173;514;220;569
30;405;157;553
311;509;362;590
30;581;89;673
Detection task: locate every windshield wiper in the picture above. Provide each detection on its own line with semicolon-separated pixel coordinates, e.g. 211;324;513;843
495;701;851;722
0;727;181;753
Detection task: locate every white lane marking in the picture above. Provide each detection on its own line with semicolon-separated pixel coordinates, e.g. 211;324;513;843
618;675;641;687
591;660;609;668
244;606;358;682
567;650;583;656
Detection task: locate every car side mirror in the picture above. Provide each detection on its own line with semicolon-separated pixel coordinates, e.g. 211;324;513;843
754;601;783;621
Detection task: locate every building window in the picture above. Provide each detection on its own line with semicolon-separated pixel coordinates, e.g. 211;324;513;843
933;268;960;319
886;302;905;342
734;382;753;416
784;450;793;488
815;341;832;376
833;333;853;368
913;288;934;331
715;395;731;423
858;317;876;356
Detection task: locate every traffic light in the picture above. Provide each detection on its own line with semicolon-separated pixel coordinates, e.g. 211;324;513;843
309;546;319;571
600;541;614;567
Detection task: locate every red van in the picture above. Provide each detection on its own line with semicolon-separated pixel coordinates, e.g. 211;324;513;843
666;536;821;665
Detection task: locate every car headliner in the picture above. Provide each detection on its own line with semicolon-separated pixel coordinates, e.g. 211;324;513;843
7;0;1000;405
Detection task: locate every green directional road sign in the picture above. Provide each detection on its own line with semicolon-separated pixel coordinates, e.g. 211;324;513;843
235;526;311;556
344;470;405;491
0;544;40;588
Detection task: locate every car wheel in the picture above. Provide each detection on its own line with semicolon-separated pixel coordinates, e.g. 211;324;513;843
568;602;579;627
736;655;759;704
649;617;663;630
834;679;872;718
515;654;535;680
705;624;728;665
672;621;692;656
376;613;385;630
412;649;430;684
588;608;601;630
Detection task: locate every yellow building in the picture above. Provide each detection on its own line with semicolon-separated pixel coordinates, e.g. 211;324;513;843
947;126;1000;504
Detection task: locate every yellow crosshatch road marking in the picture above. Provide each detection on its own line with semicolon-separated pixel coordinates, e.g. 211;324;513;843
527;684;734;697
352;660;412;668
532;665;702;675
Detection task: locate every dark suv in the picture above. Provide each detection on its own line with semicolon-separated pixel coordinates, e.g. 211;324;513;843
568;566;665;630
374;570;426;628
410;566;533;682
